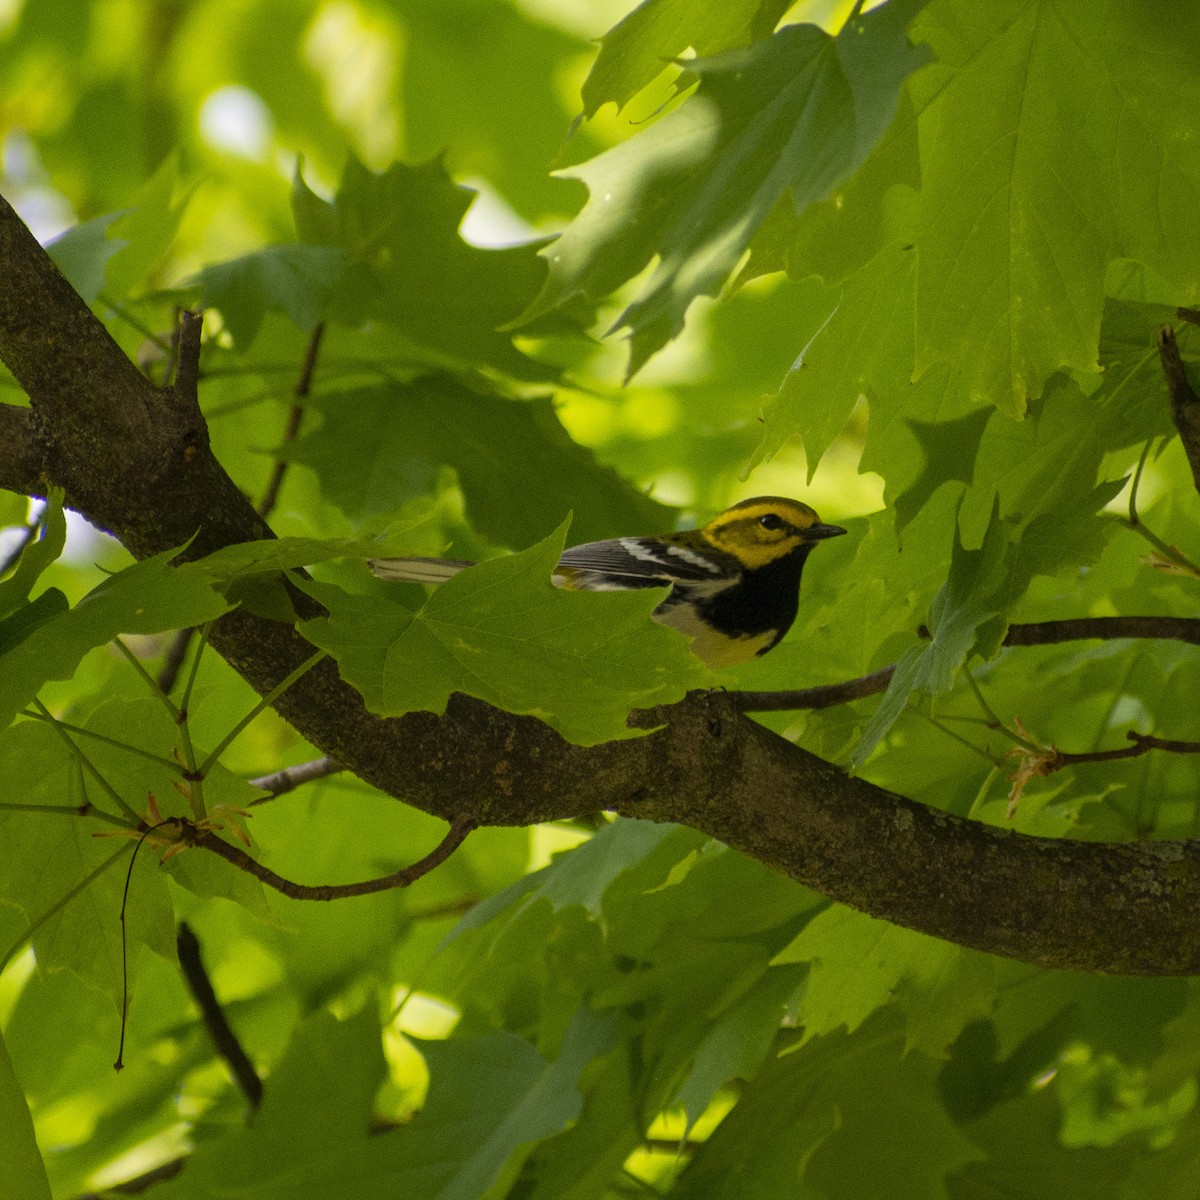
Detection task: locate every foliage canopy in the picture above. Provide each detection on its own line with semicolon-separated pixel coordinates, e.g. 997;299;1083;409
2;0;1200;1197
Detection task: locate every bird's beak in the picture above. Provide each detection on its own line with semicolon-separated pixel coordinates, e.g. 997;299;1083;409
806;523;848;541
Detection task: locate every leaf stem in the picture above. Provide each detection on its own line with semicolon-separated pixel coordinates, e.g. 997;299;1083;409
197;650;327;776
20;707;183;773
98;293;175;355
916;709;1002;767
0;841;134;974
30;698;141;823
175;624;213;819
962;666;1035;749
0;799;129;827
1128;437;1155;525
179;622;212;717
114;637;182;723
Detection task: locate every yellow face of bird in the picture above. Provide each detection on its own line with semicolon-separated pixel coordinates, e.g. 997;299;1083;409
698;497;838;570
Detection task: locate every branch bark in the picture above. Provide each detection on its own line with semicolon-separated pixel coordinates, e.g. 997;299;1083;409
3;190;1200;974
0;404;45;496
176;922;262;1110
1159;322;1200;493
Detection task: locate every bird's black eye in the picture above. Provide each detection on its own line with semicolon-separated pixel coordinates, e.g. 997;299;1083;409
758;513;784;531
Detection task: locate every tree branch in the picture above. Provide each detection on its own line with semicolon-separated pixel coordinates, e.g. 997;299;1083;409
1159;322;1200;493
257;320;324;521
5;189;1200;974
1003;615;1200;647
190;817;473;900
730;616;1200;712
248;755;343;801
732;666;896;712
176;921;262;1110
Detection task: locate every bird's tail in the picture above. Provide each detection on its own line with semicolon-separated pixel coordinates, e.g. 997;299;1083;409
367;556;475;584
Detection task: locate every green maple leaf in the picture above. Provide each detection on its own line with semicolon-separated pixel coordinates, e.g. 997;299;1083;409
525;0;929;374
581;0;792;118
284;375;673;547
911;0;1200;411
298;521;712;745
292;156;550;379
0;1031;51;1200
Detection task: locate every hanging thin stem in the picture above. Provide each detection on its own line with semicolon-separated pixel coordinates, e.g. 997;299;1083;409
114;820;177;1071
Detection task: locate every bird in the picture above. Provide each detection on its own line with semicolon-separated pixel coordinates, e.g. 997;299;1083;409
368;496;846;668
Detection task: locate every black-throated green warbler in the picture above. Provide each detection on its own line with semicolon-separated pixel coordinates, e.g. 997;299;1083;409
369;496;846;668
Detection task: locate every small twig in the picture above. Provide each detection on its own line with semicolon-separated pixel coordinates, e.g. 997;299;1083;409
1158;323;1200;495
248;755;344;801
156;629;195;697
730;615;1200;713
173;309;203;407
177;921;263;1109
1180;307;1200;327
1005;729;1200;816
191;817;474;900
257;321;324;522
1003;615;1200;647
731;666;895;712
1049;731;1200;768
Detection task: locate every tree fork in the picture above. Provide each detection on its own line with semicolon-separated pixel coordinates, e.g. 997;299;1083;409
1;190;1199;975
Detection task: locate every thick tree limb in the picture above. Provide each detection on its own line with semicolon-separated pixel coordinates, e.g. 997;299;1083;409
0;404;45;496
3;190;1200;974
